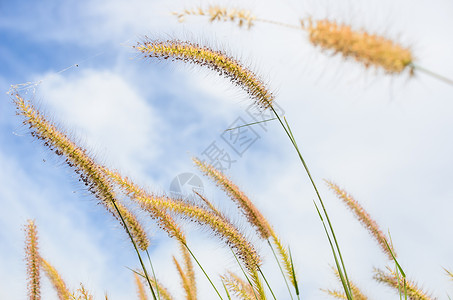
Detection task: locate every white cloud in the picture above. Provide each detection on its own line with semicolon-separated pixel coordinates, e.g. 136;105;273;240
35;68;162;177
3;0;453;298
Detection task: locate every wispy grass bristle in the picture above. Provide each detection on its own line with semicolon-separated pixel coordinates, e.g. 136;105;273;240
134;39;274;110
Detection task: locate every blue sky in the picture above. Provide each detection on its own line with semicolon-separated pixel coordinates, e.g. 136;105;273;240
1;0;453;299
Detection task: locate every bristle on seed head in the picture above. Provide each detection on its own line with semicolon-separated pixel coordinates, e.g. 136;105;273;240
135;39;274;110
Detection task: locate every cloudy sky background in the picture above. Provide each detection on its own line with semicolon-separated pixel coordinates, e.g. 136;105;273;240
1;0;453;299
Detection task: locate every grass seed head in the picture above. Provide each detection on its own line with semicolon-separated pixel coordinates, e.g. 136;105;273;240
25;220;41;300
304;18;414;75
135;39;274;110
40;258;71;300
13;93;150;251
173;5;256;29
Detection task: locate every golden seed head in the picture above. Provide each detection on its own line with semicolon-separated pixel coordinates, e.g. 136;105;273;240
326;180;395;260
103;167;187;244
25;220;41;300
14;94;150;251
174;5;256;29
373;267;434;300
134;273;148;300
135;39;274;110
193;157;272;239
221;271;256;300
305;18;414;74
137;194;262;271
178;243;197;299
40;258;71;300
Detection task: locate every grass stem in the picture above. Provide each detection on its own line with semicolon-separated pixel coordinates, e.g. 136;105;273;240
182;242;224;299
267;240;294;300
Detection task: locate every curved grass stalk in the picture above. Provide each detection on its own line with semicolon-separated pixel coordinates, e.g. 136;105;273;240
145;250;161;300
272;112;354;299
182;242;224;300
222;280;232;300
267;240;294;300
13;93;156;299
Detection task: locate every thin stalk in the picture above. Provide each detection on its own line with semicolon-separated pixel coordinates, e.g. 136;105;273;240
384;238;407;300
146;249;161;300
314;202;353;300
411;63;453;86
222;280;232;300
110;200;157;300
267;240;294;300
268;106;353;297
224;118;277;131
255;18;301;30
258;267;277;300
182;242;224;299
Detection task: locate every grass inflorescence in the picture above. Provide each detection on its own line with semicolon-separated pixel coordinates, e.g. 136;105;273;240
134;38;274;110
10;1;452;299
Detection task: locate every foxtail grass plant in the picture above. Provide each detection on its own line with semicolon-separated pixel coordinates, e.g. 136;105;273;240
11;3;452;298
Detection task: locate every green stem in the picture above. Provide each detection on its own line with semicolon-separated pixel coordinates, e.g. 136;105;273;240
288;247;301;299
110;200;157;300
267;239;294;300
222;280;232;300
268;105;353;298
231;249;259;300
258;266;277;300
182;242;224;299
146;249;161;300
411;63;453;86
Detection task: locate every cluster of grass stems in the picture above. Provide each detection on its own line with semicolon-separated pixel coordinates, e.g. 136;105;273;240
12;4;453;300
